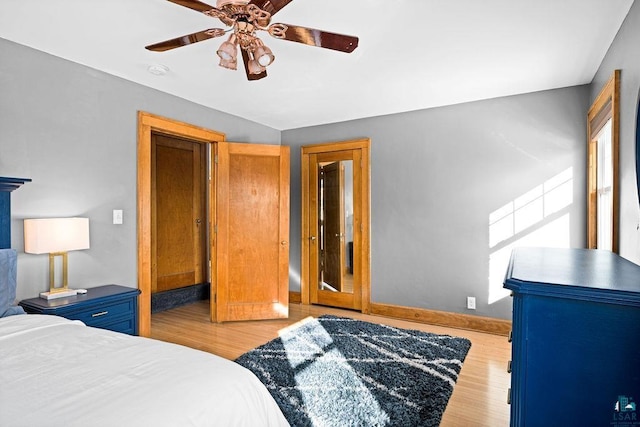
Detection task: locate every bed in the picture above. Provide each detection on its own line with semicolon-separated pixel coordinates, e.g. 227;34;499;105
0;249;289;427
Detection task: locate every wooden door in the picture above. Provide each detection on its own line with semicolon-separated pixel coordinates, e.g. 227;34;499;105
151;133;207;293
321;161;344;291
302;139;371;313
214;142;290;322
309;150;361;310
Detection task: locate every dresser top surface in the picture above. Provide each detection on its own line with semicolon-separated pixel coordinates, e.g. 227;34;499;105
505;247;640;294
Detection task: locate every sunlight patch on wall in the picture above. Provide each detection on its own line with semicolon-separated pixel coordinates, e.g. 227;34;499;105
489;214;570;303
488;168;573;304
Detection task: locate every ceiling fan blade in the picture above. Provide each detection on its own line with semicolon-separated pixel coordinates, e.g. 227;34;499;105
145;28;226;51
248;0;294;16
241;49;267;81
167;0;216;13
270;24;358;53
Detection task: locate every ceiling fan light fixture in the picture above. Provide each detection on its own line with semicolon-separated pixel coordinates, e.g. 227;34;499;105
219;57;237;70
254;40;275;67
248;60;265;75
216;34;238;61
247;55;266;75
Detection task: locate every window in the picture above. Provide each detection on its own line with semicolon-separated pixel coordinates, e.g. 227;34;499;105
587;70;620;252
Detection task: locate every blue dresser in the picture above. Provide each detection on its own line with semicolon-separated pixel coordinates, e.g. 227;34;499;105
504;247;640;427
20;284;140;335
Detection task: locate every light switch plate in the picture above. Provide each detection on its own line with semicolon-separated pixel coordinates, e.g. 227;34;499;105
113;209;123;225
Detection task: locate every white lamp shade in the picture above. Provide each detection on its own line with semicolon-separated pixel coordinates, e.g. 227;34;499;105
24;218;90;254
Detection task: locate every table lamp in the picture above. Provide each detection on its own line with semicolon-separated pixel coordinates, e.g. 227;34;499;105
24;217;90;299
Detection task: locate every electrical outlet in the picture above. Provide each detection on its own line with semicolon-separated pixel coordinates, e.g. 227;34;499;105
467;296;476;310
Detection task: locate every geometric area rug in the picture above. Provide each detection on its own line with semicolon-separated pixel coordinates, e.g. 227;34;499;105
235;315;472;427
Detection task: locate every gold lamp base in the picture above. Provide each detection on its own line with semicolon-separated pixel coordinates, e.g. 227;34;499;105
38;251;78;300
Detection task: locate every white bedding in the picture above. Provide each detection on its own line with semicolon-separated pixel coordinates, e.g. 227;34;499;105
0;314;289;427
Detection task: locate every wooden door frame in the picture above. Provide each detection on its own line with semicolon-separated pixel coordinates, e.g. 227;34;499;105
137;111;225;337
587;70;620;252
301;138;371;313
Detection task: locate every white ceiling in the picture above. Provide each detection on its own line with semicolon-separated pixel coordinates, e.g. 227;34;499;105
0;0;634;130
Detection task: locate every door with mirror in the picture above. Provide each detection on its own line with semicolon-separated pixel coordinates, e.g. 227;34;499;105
302;139;370;312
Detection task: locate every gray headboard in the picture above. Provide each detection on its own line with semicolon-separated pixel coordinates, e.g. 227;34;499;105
0;177;31;249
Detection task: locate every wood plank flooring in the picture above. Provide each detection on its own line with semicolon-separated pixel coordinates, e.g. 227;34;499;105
151;301;511;426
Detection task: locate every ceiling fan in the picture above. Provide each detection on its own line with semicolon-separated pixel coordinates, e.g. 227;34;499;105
146;0;359;81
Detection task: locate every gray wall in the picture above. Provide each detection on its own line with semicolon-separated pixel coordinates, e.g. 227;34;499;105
0;38;280;301
590;0;640;265
5;13;626;320
283;86;589;320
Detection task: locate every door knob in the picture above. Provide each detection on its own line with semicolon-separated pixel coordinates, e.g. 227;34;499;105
281;241;287;245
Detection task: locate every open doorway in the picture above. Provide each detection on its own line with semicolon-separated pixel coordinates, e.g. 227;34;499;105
137;112;290;335
137;112;224;337
150;133;208;312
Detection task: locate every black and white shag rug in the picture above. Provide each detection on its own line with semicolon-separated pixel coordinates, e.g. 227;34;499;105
235;315;471;427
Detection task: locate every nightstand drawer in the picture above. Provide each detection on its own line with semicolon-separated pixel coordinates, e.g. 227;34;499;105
93;316;137;336
65;299;134;325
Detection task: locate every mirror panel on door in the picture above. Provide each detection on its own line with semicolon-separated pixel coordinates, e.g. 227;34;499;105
318;159;354;294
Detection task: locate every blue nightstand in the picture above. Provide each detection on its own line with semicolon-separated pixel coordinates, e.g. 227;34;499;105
19;284;141;335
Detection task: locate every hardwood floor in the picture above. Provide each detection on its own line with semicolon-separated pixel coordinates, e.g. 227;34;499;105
151;301;511;426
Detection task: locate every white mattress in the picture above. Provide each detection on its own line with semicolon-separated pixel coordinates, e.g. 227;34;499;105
0;314;289;427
